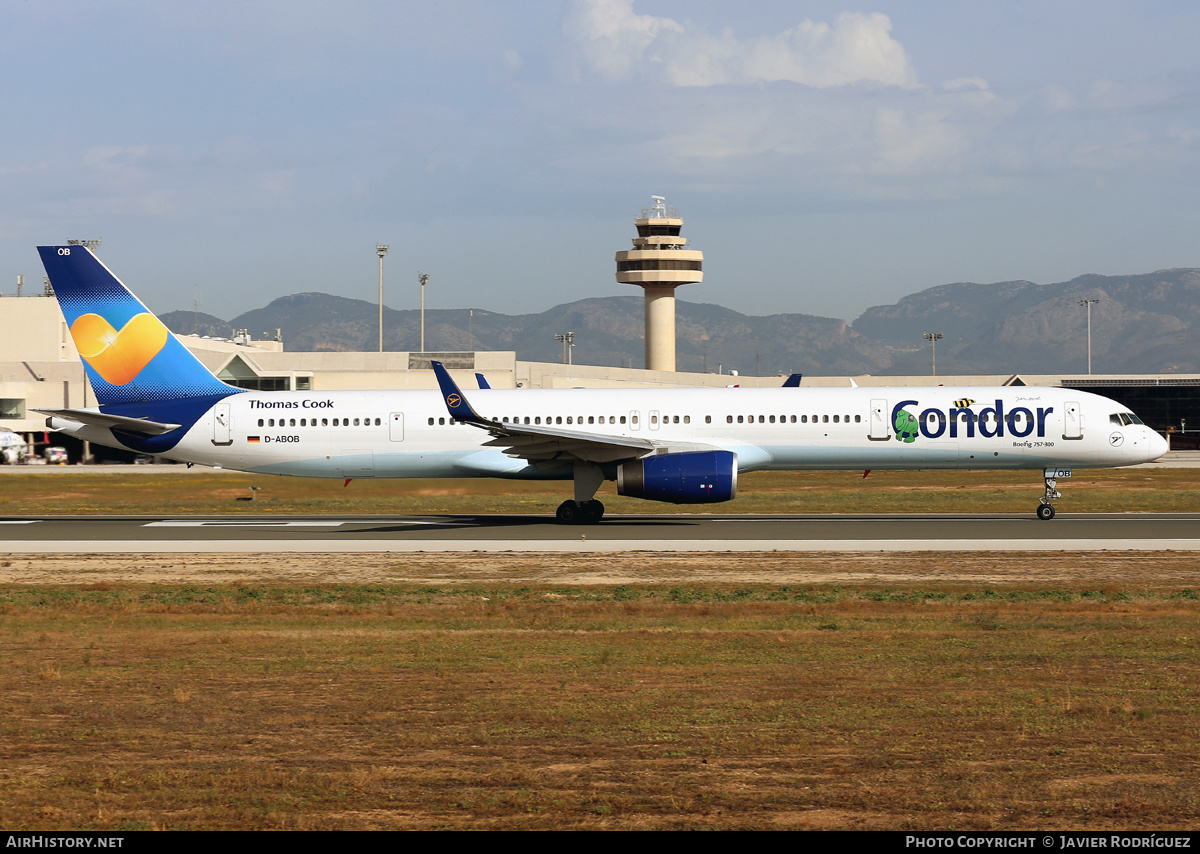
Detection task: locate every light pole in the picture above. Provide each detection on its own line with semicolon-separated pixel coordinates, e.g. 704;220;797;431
1079;298;1099;375
376;244;389;353
923;332;943;376
418;272;429;352
555;332;575;365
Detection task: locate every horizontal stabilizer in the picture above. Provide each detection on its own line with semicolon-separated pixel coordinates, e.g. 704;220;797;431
37;408;182;436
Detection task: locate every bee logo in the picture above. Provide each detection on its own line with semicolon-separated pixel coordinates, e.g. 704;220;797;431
953;398;976;409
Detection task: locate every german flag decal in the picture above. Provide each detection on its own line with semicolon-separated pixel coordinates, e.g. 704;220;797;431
247;436;261;443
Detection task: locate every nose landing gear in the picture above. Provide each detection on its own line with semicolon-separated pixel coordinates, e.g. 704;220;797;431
1037;467;1070;520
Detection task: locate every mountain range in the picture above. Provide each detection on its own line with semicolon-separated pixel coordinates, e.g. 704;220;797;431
161;268;1200;376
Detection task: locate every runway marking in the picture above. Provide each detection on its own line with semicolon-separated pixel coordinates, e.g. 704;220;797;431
0;520;39;525
145;521;350;528
143;520;443;528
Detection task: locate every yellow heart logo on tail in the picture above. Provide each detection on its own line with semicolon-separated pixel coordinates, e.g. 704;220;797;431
70;312;169;386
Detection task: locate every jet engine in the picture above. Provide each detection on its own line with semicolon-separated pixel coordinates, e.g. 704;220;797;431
617;450;737;504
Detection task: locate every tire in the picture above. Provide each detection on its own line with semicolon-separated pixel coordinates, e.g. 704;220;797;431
556;501;579;524
1036;504;1055;520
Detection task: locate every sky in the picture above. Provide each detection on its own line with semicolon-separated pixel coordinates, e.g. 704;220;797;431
2;1;1198;323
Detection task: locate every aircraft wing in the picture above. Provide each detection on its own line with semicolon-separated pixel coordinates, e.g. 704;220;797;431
36;408;182;436
430;361;657;466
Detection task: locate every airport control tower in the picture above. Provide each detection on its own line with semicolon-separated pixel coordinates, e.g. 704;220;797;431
615;195;703;372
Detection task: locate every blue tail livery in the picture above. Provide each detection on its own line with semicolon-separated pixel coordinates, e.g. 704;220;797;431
38;245;242;452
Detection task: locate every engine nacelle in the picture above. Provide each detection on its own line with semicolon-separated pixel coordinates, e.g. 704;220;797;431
617;450;738;504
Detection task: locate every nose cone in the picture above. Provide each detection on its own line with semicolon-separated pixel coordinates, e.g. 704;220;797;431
1148;429;1169;461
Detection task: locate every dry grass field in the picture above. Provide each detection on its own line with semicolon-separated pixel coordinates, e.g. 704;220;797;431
1;553;1199;830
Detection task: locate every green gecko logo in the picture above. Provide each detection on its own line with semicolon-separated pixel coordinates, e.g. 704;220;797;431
894;407;919;443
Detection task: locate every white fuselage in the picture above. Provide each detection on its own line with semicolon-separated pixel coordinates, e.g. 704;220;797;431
56;385;1166;479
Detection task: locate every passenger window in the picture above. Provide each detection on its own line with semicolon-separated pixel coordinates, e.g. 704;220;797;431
833;415;839;423
258;419;264;427
620;416;626;424
322;419;328;427
737;415;744;424
683;415;690;424
727;416;733;423
770;415;776;423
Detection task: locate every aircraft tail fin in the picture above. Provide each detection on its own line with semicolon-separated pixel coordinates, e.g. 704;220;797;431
38;246;238;407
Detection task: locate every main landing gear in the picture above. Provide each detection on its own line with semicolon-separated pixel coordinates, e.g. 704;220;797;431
556;499;605;524
556;462;607;525
1037;472;1063;520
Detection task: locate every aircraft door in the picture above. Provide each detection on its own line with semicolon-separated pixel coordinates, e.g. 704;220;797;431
212;403;232;446
1063;401;1083;440
629;411;640;431
390;412;405;441
869;399;890;440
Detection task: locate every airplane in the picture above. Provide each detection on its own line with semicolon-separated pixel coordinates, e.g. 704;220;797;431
36;244;1168;523
0;427;29;464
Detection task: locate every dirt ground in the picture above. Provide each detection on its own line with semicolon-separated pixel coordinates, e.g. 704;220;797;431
4;550;1200;587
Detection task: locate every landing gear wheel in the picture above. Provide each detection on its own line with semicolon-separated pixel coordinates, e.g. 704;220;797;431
557;499;605;524
581;500;604;523
1037;474;1061;521
556;500;579;524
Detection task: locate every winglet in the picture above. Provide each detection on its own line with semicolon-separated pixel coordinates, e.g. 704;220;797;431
475;372;492;390
782;373;802;387
430;360;487;424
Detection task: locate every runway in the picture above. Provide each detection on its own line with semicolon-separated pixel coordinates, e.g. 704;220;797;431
3;512;1200;552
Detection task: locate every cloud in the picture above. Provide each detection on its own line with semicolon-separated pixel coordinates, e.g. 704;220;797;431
563;0;682;79
565;1;917;88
